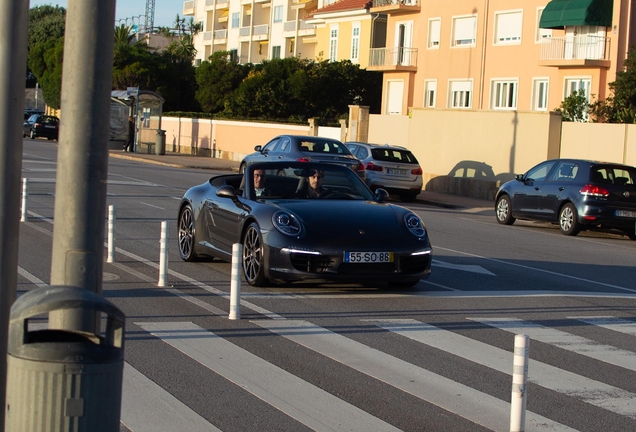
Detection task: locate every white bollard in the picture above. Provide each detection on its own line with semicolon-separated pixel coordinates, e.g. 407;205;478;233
107;205;116;263
158;221;169;286
229;243;242;320
20;178;28;222
510;334;529;432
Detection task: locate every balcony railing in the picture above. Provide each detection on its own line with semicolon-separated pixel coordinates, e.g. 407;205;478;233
214;29;227;39
372;0;419;6
540;35;610;62
253;24;269;36
203;31;213;41
369;47;418;68
183;0;195;15
283;20;316;33
239;27;251;37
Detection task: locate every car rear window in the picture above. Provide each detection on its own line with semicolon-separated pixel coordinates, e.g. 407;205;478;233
300;140;350;155
371;148;418;164
39;116;59;125
592;166;636;185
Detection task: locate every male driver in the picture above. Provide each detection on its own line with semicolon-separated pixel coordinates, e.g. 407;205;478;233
254;169;269;197
306;169;324;198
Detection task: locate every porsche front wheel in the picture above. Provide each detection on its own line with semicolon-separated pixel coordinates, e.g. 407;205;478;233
243;222;268;287
178;204;199;261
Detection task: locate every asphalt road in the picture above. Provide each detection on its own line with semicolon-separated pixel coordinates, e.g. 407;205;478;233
16;139;636;432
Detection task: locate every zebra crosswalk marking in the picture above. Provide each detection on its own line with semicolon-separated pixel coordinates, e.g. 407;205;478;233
252;319;575;432
364;318;636;419
568;316;636;337
121;364;220;432
136;321;401;432
468;318;636;371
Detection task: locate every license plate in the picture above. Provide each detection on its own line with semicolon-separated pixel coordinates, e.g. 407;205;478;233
615;210;636;218
387;168;407;175
344;251;394;263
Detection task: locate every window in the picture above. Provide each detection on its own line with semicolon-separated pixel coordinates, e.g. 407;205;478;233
565;78;591;100
452;15;476;47
494;10;522;45
329;25;339;62
351;24;360;63
535;7;552;42
448;80;472;108
491;79;518;110
386;80;404;115
424;80;437;108
525;161;556;182
532;78;549;111
273;6;283;23
428;18;440;49
231;12;239;28
272;46;281;59
550;162;579;182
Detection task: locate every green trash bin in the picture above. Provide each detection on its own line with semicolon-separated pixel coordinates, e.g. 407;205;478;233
155;129;166;155
5;286;125;432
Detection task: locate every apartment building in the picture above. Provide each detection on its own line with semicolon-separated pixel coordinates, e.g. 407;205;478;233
183;0;388;67
366;0;634;116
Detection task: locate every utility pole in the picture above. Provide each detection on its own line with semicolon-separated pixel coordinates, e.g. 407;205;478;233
49;0;117;332
0;0;29;429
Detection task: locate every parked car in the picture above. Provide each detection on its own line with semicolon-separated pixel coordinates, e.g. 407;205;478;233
345;142;423;202
495;158;636;239
240;135;365;178
178;161;432;287
23;114;59;140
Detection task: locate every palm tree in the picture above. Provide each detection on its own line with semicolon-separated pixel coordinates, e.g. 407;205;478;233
114;24;135;47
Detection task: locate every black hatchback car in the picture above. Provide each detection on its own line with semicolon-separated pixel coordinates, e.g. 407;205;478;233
23;114;59;140
495;159;636;239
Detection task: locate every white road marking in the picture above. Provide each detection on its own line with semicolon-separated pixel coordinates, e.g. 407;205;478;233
140;202;165;210
17;267;49;290
252;319;574;432
432;259;495;276
365;318;636;419
568;316;636;337
468;318;636;371
435;246;636;294
137;321;402;432
121;363;221;432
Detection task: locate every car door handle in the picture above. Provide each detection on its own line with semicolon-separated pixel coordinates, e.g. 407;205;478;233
534;187;541;191
558;187;565;191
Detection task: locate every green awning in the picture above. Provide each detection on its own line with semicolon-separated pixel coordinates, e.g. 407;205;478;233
539;0;613;29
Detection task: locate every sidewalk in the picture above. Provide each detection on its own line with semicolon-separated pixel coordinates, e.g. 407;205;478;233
109;149;494;210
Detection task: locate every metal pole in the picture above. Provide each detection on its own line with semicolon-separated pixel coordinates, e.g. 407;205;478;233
158;221;168;287
0;0;29;429
20;178;28;222
229;243;242;320
49;0;117;332
510;334;529;432
107;205;115;263
134;87;139;153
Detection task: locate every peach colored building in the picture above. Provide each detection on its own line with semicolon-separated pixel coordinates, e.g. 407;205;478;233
367;0;635;116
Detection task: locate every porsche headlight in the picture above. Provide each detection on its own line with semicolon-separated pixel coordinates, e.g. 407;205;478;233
404;213;426;238
273;211;302;236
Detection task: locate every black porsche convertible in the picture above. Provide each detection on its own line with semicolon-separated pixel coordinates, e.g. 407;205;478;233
178;161;432;287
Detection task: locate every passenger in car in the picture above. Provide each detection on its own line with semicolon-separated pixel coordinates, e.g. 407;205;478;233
253;169;270;197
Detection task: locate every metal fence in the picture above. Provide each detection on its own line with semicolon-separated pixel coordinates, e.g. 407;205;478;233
540;35;610;61
369;47;418;67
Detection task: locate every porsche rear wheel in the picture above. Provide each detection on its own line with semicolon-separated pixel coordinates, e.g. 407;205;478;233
178;204;199;261
243;222;268;287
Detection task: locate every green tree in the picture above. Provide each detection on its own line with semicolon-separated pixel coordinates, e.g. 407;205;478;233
28;5;65;53
195;51;249;113
555;89;590;122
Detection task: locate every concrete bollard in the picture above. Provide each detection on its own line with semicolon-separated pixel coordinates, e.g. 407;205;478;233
107;205;115;263
20;178;28;222
510;334;529;432
158;221;169;287
229;243;242;320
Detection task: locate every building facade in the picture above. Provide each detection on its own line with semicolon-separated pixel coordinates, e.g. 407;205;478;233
366;0;634;116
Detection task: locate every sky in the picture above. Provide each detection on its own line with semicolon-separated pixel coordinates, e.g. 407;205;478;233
28;0;183;29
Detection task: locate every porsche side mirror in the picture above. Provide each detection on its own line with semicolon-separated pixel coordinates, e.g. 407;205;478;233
374;188;389;203
216;185;238;201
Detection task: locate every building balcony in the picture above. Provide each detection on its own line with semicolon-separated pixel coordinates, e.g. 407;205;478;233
367;47;418;71
369;0;420;15
539;35;611;68
204;0;214;10
215;29;227;40
203;31;213;45
183;0;195;16
253;24;269;41
282;20;316;37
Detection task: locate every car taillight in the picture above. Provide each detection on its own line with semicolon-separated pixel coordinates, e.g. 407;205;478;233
355;162;365;172
580;184;609;197
411;167;422;175
365;162;383;172
296;157;310;162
